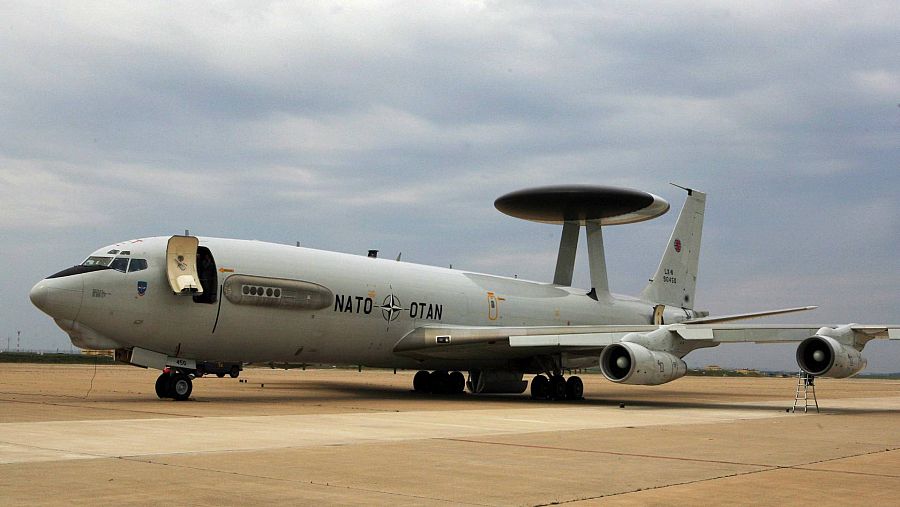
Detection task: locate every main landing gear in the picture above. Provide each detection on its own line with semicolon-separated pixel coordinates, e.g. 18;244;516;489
530;373;583;401
412;370;466;395
155;369;193;401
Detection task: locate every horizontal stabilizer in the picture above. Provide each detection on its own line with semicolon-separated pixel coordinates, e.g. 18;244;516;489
682;306;818;324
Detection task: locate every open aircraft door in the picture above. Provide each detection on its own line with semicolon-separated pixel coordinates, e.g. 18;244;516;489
166;235;204;295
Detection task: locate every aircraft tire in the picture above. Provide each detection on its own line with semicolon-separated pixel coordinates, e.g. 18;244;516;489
171;373;192;401
229;366;240;378
413;370;430;392
432;371;451;394
530;375;549;400
154;374;170;399
449;371;465;394
549;375;567;400
566;376;584;400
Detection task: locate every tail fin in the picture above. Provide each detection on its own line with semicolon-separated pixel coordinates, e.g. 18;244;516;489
640;187;706;309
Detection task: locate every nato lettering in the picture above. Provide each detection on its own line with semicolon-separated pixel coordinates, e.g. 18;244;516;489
334;294;373;314
333;294;443;321
409;302;443;321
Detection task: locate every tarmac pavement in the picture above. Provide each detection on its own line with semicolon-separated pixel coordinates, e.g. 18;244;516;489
1;365;898;505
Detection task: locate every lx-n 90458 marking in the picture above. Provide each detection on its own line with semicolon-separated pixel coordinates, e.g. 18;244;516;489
30;185;899;401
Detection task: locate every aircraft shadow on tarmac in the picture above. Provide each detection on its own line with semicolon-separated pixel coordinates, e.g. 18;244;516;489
176;378;900;415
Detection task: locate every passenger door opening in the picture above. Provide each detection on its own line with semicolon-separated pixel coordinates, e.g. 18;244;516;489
193;246;217;304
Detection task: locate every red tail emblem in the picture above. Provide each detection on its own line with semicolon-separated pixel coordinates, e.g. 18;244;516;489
674;239;682;252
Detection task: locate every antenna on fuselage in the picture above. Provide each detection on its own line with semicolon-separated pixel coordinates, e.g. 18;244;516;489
494;185;670;298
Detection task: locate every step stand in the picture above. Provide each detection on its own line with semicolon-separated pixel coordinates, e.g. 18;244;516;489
791;371;819;413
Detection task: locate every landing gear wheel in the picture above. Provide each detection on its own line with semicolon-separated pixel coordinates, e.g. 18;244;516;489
413;370;430;392
549;374;568;400
530;375;549;400
566;376;584;400
171;373;192;401
229;365;241;378
449;371;465;394
154;373;171;399
432;371;451;394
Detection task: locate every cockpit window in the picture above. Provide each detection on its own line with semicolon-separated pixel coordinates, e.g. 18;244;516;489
110;257;129;273
120;250;131;255
107;249;119;254
83;256;113;267
128;259;148;272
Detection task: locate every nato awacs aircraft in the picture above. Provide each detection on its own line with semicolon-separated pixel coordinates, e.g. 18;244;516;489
30;185;899;401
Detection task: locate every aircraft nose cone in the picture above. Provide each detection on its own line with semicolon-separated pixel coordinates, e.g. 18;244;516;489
29;282;49;312
29;278;83;321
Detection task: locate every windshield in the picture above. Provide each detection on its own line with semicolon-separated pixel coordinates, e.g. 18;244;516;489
82;256;113;267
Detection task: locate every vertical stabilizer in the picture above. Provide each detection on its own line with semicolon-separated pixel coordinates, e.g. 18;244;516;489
640;188;706;309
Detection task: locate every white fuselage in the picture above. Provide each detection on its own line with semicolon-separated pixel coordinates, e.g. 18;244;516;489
37;236;694;369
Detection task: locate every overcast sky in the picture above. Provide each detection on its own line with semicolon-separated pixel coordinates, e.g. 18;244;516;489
1;1;897;371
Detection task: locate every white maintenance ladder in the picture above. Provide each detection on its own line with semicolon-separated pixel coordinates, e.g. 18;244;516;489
791;371;819;413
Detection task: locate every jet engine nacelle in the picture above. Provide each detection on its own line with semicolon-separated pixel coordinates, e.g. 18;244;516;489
796;335;867;378
599;342;687;385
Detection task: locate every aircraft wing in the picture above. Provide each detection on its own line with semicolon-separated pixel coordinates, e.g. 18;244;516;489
393;323;900;360
392;324;647;360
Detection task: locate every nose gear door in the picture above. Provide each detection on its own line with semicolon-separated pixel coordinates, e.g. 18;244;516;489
166;235;203;295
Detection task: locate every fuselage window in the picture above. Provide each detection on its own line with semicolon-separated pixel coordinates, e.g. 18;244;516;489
110;257;129;273
128;259;148;272
83;256;113;267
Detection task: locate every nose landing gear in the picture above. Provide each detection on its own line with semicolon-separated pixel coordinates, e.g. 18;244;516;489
155;369;193;401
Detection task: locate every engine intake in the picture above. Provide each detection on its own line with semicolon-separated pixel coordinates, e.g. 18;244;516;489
599;342;687;385
796;335;867;378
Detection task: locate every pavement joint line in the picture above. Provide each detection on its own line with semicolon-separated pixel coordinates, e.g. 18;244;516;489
443;439;900;479
536;466;783;506
116;455;491;506
441;437;777;468
0;439;111;462
0;396;199;419
790;466;900;480
535;443;900;505
788;446;900;479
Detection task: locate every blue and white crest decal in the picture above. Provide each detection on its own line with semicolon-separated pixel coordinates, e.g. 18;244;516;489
137;281;148;296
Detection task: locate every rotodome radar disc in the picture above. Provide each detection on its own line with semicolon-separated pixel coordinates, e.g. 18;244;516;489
494;185;670;225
